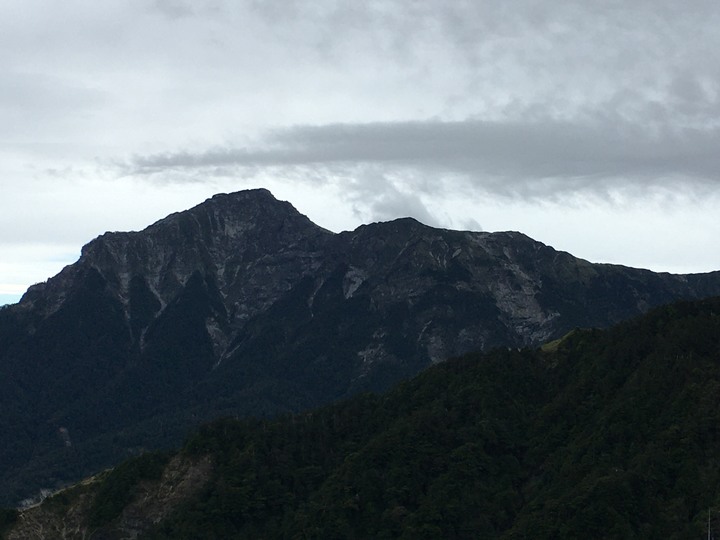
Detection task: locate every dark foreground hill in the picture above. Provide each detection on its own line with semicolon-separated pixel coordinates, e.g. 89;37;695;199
5;297;720;539
2;189;720;505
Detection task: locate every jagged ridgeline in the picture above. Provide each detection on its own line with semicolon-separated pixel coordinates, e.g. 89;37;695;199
1;189;720;506
6;297;720;539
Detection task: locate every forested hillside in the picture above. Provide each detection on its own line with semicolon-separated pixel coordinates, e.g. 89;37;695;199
6;296;720;539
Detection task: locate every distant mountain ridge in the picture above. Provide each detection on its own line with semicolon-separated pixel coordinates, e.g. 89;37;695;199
1;188;720;505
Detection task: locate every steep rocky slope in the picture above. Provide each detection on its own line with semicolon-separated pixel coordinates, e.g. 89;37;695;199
1;188;719;505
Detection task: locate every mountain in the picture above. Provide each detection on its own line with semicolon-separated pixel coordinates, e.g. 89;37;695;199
1;188;720;505
6;296;720;539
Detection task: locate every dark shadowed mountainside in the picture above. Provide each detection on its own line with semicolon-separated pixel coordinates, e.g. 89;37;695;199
6;297;720;539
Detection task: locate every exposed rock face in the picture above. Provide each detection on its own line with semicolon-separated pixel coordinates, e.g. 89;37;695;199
1;188;720;505
20;189;331;340
6;454;212;540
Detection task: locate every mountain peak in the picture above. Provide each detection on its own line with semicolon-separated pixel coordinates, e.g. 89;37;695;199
208;187;274;202
150;188;315;232
198;187;283;213
23;189;331;319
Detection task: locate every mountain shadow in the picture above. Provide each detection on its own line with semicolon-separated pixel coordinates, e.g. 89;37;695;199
6;296;720;538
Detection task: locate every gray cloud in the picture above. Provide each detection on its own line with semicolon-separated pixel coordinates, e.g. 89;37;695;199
128;116;720;201
339;167;440;227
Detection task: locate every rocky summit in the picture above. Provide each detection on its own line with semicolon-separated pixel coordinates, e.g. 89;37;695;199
1;188;720;505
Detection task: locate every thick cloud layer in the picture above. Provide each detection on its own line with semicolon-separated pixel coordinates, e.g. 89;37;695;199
1;0;720;301
131;118;720;193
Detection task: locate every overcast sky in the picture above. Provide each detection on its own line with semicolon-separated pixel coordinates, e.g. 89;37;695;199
2;0;720;305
